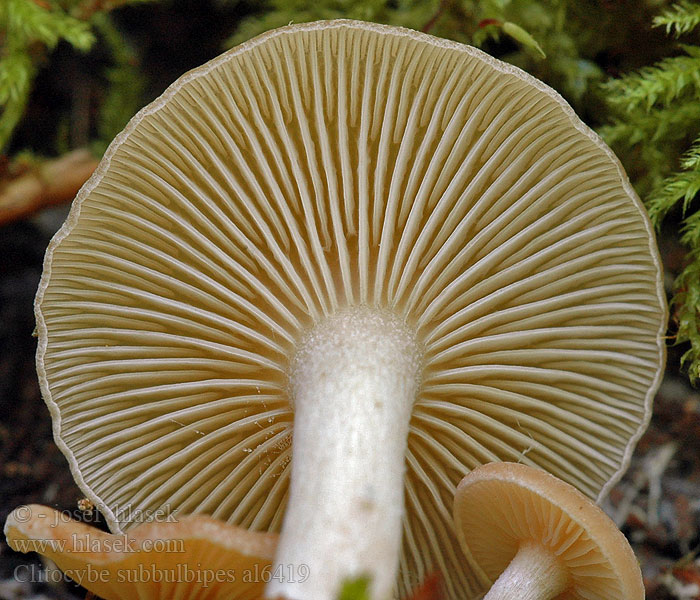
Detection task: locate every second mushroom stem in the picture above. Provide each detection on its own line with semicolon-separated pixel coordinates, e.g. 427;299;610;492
266;308;421;600
483;540;569;600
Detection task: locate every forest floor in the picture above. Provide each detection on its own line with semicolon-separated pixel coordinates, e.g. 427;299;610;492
0;215;699;600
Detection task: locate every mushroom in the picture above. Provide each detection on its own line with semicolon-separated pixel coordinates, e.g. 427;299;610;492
453;462;644;600
34;19;666;600
5;504;277;600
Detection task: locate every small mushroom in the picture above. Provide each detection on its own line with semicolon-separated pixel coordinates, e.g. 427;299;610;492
453;462;644;600
35;20;665;600
5;504;277;600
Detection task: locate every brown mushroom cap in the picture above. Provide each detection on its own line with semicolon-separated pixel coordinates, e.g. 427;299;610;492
453;462;644;599
5;504;277;600
35;19;665;599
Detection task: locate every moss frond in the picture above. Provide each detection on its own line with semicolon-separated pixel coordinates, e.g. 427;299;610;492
0;0;95;151
600;53;700;113
90;11;147;154
653;0;700;37
647;137;700;223
600;99;700;148
600;3;700;382
0;0;155;153
673;254;700;383
338;577;371;600
0;50;34;106
0;55;34;152
3;0;95;51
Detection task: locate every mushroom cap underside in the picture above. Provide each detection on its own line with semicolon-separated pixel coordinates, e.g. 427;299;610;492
36;19;666;599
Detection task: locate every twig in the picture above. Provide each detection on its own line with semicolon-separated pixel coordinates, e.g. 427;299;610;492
613;441;677;528
647;442;678;528
0;149;99;225
422;0;449;33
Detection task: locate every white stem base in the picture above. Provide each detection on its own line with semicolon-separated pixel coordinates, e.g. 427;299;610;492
483;540;569;600
266;308;420;600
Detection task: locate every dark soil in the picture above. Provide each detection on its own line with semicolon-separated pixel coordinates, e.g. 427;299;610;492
0;220;88;600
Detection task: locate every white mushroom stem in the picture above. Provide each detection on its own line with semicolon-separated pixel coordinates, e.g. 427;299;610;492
483;540;570;600
266;309;421;600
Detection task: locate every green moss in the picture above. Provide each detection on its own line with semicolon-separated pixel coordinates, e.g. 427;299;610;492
0;0;152;153
599;2;700;381
338;576;372;600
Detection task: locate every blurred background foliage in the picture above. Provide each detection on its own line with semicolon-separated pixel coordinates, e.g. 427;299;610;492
2;0;700;380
